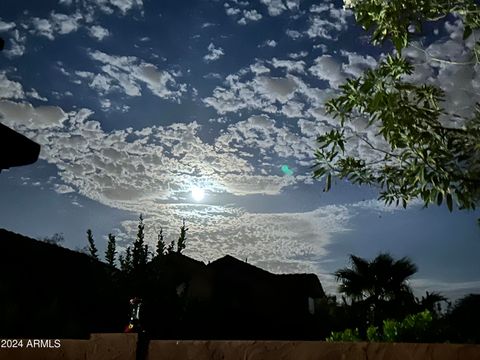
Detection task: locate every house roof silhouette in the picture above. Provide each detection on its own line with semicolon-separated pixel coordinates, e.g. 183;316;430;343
207;254;325;300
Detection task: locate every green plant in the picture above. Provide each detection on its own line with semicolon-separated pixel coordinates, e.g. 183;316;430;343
397;309;433;342
382;319;400;342
326;327;361;342
327;310;434;342
366;325;381;342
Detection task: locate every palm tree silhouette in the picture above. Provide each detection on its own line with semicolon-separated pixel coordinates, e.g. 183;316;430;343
335;253;418;326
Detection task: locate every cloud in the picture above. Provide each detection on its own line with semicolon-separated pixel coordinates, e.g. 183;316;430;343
54;184;76;194
260;0;287;16
0;100;68;130
262;39;277;47
237;9;262;25
309;52;378;90
88;25;110;40
204;43;225;62
0;19;15;32
3;29;26;57
30;12;82;40
88;50;187;101
411;278;480;301
309;55;346;89
31;18;55;40
108;0;143;14
306;4;350;40
0;72;25;100
26;88;48;102
203;59;325;118
215;114;314;161
286;29;302;40
201;22;216;29
51;12;82;34
270;58;306;74
118;202;352;279
402;18;480;120
2;98;313;211
288;51;308;59
87;0;144;15
225;7;241;16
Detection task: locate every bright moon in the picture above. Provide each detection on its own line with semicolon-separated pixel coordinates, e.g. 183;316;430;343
191;187;205;201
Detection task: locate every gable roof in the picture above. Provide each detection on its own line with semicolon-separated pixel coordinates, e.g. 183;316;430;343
208;255;325;298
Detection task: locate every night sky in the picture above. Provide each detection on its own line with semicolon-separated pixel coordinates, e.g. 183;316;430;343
1;0;479;299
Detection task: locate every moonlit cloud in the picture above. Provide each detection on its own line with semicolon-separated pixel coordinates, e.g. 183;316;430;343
88;0;144;15
263;39;277;47
0;100;68;130
0;72;25;100
118;202;352;282
204;43;225;62
0;19;15;32
30;12;82;40
88;50;187;100
88;25;110;40
260;0;287;16
238;9;263;25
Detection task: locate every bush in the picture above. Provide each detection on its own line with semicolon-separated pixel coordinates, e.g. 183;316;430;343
327;310;433;343
326;328;361;342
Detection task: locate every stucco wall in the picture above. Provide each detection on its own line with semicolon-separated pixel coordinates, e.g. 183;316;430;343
147;340;480;360
1;335;479;360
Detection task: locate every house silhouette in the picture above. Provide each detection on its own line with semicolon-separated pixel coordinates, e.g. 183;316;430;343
161;254;326;339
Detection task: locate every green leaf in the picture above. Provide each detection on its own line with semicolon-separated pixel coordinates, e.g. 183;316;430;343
436;192;443;206
325;173;332;192
446;193;453;212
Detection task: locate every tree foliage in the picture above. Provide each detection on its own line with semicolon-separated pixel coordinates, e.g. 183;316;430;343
155;227;166;258
176;219;188;254
344;0;480;54
119;246;132;273
335;253;418;302
314;0;480;212
335;253;418;325
105;233;117;267
86;229;98;260
131;214;149;271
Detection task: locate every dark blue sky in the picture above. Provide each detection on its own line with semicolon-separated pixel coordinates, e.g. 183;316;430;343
0;0;479;299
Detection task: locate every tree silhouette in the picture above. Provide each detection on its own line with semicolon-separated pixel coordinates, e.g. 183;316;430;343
155;228;166;258
446;294;480;343
105;233;117;267
86;229;98;260
119;246;132;273
132;214;148;271
418;291;446;318
176;219;188;254
335;253;418;325
166;240;175;254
